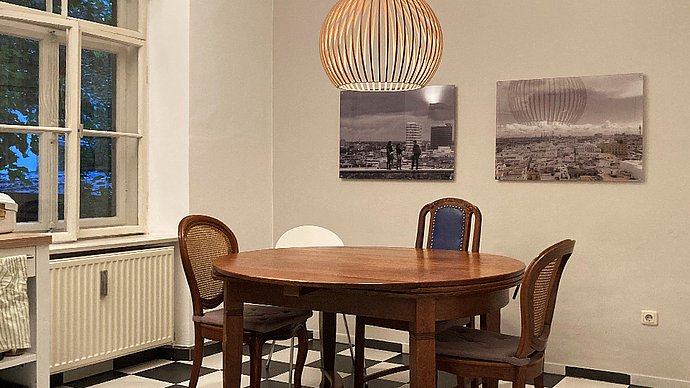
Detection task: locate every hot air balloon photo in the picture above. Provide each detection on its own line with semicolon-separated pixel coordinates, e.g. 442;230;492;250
495;73;644;182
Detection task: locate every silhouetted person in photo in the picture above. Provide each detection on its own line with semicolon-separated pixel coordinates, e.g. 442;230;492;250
386;141;394;170
395;143;403;170
411;140;421;170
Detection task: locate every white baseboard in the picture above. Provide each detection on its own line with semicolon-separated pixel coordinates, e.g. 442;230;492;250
543;362;566;375
630;374;690;387
545;362;690;387
316;323;690;387
62;360;113;383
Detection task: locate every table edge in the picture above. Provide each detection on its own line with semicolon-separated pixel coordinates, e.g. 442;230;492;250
212;246;526;291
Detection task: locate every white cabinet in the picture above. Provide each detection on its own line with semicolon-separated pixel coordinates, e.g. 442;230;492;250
0;233;51;388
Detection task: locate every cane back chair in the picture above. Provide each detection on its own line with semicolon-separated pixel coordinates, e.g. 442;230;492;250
178;215;313;388
435;239;575;388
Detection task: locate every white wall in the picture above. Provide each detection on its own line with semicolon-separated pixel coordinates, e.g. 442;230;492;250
189;1;274;252
148;0;190;236
148;0;193;346
272;0;690;384
150;0;275;347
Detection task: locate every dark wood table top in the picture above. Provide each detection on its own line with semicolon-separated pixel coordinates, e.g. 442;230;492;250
213;246;525;292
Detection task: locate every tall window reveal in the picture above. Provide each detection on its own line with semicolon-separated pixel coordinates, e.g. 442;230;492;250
0;0;145;241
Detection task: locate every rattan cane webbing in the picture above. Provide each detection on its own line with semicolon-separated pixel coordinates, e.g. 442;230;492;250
531;259;557;337
186;224;233;302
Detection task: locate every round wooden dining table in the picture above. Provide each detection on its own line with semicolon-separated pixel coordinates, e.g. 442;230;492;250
212;246;525;388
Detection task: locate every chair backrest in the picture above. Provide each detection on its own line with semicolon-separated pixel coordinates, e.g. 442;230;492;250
515;239;575;358
415;197;482;252
178;214;239;317
275;225;344;248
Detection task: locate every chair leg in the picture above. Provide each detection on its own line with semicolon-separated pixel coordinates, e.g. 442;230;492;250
248;336;264;388
353;318;366;388
534;374;545;388
288;337;295;388
265;339;276;369
293;323;309;388
189;326;204;388
342;313;355;364
513;376;527;388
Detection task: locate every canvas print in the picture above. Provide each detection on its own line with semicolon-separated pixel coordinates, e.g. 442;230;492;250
339;85;456;180
495;73;644;181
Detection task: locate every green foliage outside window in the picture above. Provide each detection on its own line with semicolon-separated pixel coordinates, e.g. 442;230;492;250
1;0;118;221
0;35;39;184
3;0;46;10
52;0;117;26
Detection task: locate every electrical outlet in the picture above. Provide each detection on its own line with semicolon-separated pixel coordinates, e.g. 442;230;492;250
641;310;658;326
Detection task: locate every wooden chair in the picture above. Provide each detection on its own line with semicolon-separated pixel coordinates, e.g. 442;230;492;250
178;215;313;388
435;239;575;388
354;197;482;387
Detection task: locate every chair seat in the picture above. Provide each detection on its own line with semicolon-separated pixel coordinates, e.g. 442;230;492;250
435;326;532;367
194;304;313;333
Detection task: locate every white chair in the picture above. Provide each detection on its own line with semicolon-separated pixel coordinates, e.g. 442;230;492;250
266;226;355;373
275;225;345;249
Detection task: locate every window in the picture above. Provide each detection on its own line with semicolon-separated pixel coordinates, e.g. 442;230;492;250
0;0;146;242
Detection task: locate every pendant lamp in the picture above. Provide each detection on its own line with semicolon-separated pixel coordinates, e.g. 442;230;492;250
320;0;443;92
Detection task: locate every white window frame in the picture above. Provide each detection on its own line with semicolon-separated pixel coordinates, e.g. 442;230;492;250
0;1;147;242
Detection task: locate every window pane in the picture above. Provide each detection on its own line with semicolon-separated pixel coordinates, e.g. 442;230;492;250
59;47;116;130
57;134;65;222
54;0;139;30
0;34;39;126
82;48;115;131
1;0;46;11
68;0;117;26
80;136;114;218
0;35;40;222
0;133;39;222
58;45;65;126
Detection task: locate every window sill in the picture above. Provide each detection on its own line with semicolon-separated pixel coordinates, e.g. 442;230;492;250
50;233;177;257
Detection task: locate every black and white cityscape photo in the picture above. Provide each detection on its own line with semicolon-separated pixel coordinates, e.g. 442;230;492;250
495;73;644;182
339;85;456;180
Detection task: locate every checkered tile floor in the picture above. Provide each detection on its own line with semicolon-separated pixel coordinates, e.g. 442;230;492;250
54;340;641;388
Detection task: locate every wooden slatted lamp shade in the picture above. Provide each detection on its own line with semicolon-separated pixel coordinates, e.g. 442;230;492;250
320;0;443;92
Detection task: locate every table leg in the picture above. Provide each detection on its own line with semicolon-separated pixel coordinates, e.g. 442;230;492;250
319;311;338;388
409;299;436;388
480;310;501;332
223;282;244;388
481;310;501;388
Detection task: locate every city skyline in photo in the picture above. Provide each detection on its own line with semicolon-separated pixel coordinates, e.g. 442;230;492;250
339;85;457;180
495;73;644;182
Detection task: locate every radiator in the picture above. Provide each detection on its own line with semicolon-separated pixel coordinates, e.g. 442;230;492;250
50;247;175;373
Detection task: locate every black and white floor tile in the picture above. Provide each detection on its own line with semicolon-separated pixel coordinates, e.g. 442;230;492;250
54;340;644;388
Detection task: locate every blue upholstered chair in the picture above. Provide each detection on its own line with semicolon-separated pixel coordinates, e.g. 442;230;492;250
415;197;482;252
353;198;482;387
